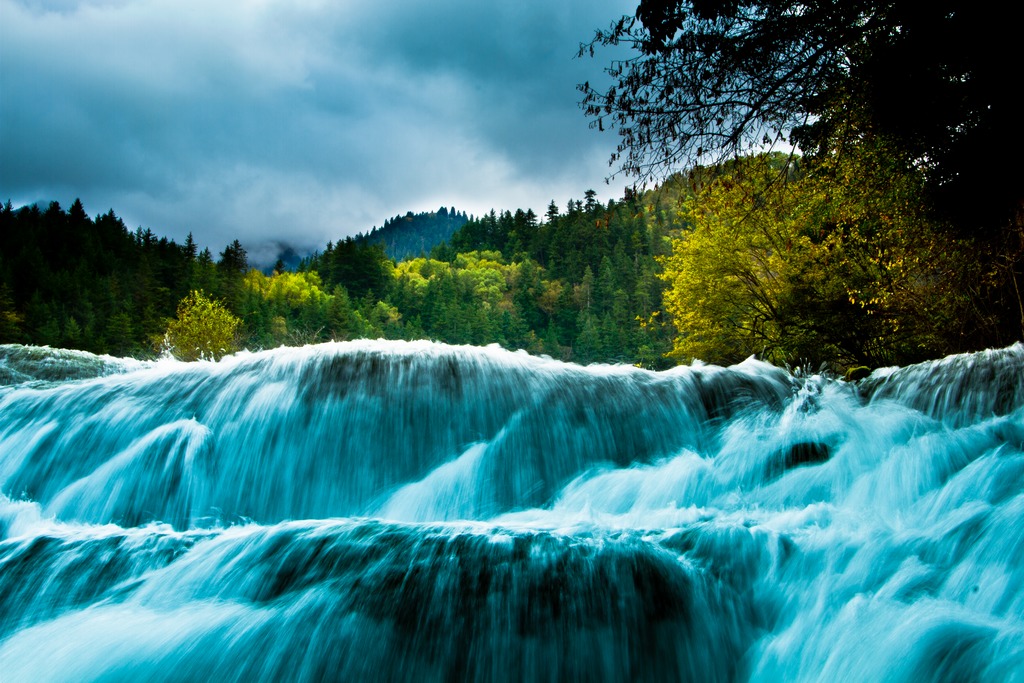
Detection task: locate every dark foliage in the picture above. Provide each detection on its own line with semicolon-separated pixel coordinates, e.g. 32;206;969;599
356;207;469;261
579;0;1023;237
0;201;246;355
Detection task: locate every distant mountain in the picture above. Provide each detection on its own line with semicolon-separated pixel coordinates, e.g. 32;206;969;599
255;243;307;274
355;207;469;261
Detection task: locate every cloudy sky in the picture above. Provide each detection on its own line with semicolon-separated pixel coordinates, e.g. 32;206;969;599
0;0;636;264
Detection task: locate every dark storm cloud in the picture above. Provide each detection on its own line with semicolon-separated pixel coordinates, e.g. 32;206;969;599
0;0;633;263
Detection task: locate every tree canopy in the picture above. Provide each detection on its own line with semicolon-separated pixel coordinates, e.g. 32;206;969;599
661;150;974;367
1;172;1012;369
579;0;1022;236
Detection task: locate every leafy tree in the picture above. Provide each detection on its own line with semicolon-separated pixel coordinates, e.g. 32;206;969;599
579;0;1022;237
163;290;241;361
660;150;972;368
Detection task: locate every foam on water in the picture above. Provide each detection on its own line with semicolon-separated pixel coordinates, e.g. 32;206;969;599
1;340;1022;681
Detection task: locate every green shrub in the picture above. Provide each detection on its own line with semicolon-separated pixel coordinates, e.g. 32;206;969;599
163;290;241;361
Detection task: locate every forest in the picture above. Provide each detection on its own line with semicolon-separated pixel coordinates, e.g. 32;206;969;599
1;140;1018;373
0;193;675;368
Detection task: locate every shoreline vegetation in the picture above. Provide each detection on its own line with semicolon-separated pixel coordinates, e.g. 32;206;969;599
1;151;1020;372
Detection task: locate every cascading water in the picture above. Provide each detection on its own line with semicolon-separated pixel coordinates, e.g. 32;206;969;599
0;339;1022;681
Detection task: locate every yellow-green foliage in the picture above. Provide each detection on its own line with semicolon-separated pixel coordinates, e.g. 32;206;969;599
243;270;329;311
660;163;797;364
395;251;521;314
453;251;519;312
393;257;449;291
241;270;340;345
163;290;242;361
660;145;971;368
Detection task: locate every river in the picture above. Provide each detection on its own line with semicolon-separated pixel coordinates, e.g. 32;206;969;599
1;340;1022;681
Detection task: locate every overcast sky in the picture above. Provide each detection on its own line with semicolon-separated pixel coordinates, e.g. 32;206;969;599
0;0;636;264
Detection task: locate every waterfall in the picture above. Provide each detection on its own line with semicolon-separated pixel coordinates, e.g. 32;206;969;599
1;340;1022;681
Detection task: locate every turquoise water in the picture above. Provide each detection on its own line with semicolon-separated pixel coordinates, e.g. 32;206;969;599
1;340;1022;681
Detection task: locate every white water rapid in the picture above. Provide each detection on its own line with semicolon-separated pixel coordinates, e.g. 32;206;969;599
1;340;1022;681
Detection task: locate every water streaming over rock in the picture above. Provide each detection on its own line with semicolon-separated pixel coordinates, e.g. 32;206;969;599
1;340;1022;681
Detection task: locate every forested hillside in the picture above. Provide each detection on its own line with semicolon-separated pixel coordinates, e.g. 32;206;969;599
2;147;1013;371
0;199;210;356
356;207;469;261
0;193;678;367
